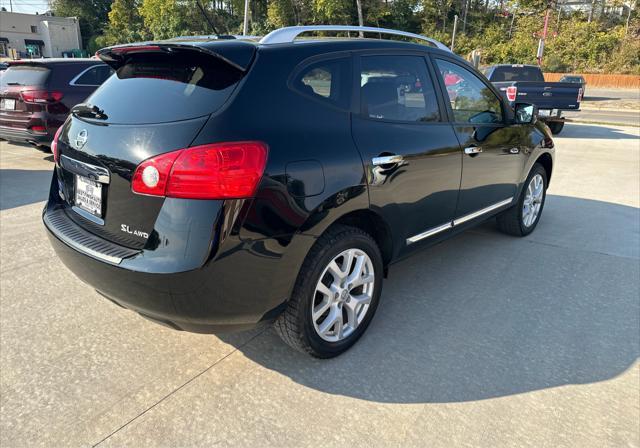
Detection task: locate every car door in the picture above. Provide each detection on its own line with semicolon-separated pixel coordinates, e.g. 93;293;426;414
351;52;462;252
432;57;527;219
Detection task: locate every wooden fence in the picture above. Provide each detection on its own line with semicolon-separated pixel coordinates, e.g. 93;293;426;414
544;73;640;89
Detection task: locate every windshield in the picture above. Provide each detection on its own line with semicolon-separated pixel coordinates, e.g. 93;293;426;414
85;52;244;124
1;65;50;87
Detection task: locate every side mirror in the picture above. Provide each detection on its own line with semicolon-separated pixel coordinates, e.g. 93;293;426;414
514;103;537;124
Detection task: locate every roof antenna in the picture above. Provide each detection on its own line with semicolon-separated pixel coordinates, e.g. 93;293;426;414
195;0;221;36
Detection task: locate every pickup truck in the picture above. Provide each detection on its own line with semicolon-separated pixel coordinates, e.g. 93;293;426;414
483;64;583;134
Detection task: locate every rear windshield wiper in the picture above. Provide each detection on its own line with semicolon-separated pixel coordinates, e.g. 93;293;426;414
72;103;108;120
6;82;21;86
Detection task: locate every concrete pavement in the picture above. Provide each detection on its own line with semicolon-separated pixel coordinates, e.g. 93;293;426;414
1;122;639;447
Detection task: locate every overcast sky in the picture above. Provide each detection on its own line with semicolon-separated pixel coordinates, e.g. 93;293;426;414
1;0;51;15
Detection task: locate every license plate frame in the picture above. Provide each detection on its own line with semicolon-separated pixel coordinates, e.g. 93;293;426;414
75;175;102;218
1;99;16;110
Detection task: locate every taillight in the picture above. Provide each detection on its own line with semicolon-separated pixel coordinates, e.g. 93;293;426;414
577;87;583;103
30;125;46;133
51;125;64;165
506;86;517;102
131;141;268;199
20;89;64;104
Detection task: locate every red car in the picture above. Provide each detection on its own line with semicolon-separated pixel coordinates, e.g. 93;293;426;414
0;59;112;149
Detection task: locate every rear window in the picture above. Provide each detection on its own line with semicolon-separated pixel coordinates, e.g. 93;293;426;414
489;66;544;82
85;52;244;124
1;65;50;86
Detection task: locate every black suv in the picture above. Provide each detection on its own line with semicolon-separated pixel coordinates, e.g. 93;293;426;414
0;59;112;148
43;26;554;358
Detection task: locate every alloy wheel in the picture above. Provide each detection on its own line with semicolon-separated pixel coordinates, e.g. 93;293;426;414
522;173;544;227
311;248;375;342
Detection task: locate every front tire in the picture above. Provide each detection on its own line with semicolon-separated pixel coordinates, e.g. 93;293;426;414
274;225;383;358
497;163;548;237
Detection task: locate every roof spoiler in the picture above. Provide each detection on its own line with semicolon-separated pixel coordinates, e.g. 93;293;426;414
96;43;251;72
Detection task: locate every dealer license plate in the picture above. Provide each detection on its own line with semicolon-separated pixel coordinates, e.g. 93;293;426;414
1;99;16;110
75;175;102;217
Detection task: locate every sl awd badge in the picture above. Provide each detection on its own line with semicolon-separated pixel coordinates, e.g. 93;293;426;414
120;224;149;239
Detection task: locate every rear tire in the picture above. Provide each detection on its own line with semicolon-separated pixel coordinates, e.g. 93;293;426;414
547;121;564;135
274;225;383;358
496;163;547;237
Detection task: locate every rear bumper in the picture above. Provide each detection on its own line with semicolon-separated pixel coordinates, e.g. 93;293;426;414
42;195;304;333
0;125;52;146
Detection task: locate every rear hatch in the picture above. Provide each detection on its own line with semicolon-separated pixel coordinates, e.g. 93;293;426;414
0;63;52;132
55;41;256;249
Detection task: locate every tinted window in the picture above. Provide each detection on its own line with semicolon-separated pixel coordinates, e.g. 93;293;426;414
360;55;440;122
436;59;503;124
1;65;50;86
293;58;351;109
74;65;114;85
489;66;544;82
85;52;243;124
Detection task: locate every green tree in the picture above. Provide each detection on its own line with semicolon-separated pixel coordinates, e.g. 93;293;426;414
97;0;149;47
52;0;112;48
139;0;187;40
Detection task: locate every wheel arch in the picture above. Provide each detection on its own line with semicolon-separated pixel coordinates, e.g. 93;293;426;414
329;208;394;268
535;152;553;184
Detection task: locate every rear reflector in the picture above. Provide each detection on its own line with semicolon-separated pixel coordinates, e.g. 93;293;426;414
132;141;268;199
506;86;518;102
577;87;584;103
20;89;64;104
51;125;64;165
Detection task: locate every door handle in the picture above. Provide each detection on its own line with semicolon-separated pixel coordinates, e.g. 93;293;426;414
464;146;483;155
372;155;404;166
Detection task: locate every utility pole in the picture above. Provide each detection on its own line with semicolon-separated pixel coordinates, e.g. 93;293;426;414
9;0;12;12
462;0;470;33
356;0;364;37
537;9;550;65
451;14;459;51
625;0;634;36
509;9;516;38
243;0;249;35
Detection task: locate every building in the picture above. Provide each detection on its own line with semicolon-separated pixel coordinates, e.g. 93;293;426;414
0;10;82;59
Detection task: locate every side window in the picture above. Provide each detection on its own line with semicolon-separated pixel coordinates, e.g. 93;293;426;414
293;58;351;109
74;65;114;86
360;55;440;123
436;59;503;124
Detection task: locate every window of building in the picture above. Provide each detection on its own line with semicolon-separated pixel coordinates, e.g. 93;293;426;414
30;25;38;33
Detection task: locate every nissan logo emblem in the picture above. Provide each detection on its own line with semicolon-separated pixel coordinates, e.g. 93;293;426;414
75;129;88;149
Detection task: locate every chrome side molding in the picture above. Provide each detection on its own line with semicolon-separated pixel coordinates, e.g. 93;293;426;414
452;198;513;226
406;197;514;245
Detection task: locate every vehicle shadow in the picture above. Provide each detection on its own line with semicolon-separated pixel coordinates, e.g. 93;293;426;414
221;195;639;404
0;169;52;211
560;122;639;139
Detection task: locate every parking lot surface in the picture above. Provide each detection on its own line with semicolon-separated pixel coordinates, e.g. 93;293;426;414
1;122;639;448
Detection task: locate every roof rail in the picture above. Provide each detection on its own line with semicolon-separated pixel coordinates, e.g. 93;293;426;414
259;25;451;52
